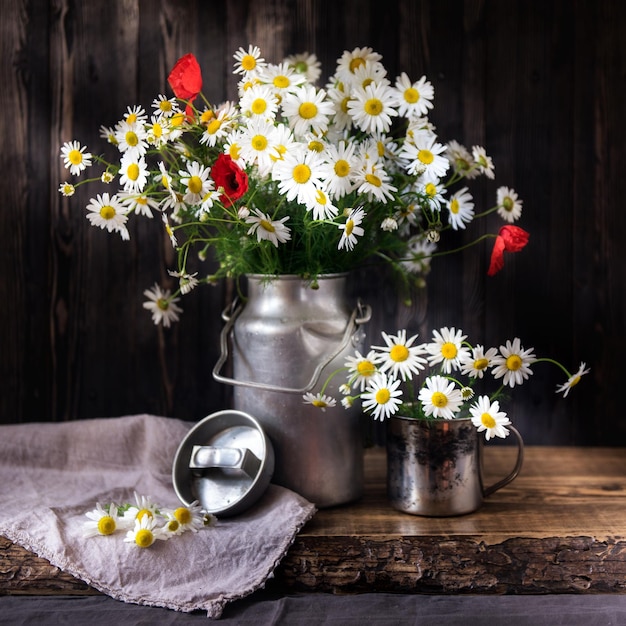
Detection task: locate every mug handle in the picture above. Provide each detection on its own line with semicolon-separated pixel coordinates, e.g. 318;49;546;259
482;425;524;497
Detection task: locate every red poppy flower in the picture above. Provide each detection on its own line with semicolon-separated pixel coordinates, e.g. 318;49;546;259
487;225;529;276
167;53;202;101
211;154;249;206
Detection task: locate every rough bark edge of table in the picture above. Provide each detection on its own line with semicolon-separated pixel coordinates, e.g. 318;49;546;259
3;535;626;596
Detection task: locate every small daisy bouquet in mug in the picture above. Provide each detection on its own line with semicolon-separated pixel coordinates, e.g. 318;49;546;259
60;45;528;327
305;326;589;440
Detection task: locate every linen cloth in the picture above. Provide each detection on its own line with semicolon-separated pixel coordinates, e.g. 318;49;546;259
0;414;316;618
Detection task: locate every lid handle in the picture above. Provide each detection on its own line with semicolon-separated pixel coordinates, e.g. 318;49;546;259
189;445;261;478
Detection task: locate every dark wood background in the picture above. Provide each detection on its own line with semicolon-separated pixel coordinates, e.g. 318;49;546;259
2;0;624;445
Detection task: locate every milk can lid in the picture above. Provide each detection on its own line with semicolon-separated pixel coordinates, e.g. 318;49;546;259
172;410;274;517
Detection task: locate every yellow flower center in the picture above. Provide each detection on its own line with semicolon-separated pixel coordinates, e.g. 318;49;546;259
292;163;311;184
135;529;154;548
441;342;457;360
127;163;140;181
390;345;409;362
315;189;328;205
137;197;148;206
341;96;350;114
99;205;116;220
159;100;173;113
481;412;497;429
308;140;324;152
376;140;385;158
157;298;169;311
403;87;420;104
349;57;366;73
431;391;448;408
450;198;460;214
506;355;523;371
97;515;116;535
167;520;180;532
299;102;318;119
152;123;163;138
418;149;434;164
251;98;267;114
474;357;489;370
251;134;268;151
136;508;153;521
334;159;350;177
357;360;376;376
125;131;138;147
126;112;138;124
273;75;290;89
241;54;257;71
260;219;275;233
425;182;437;198
171;112;185;127
365;173;382;187
375;388;391;404
364;98;383;116
312;399;328;408
570;375;581;388
229;144;241;160
207;119;222;135
68;149;83;165
345;219;354;236
188;175;203;194
174;507;191;525
200;109;214;124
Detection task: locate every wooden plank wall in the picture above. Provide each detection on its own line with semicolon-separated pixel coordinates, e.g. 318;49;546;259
1;0;624;445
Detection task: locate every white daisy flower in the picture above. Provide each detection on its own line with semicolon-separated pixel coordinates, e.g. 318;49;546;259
145;114;169;147
361;373;403;421
85;193;130;240
345;349;381;391
124;515;162;548
374;329;428;380
306;188;338;220
161;500;206;536
418;375;464;420
337;207;366;251
400;236;437;276
179;161;213;205
281;84;335;138
272;146;325;206
420;176;447;212
497;186;523;223
381;217;398;232
143;283;183;327
60;140;92;176
119;153;149;193
122;105;148;126
245;209;291;247
471;145;495;179
114;120;148;158
259;61;307;97
470;396;511;440
118;192;159;218
285;51;322;83
446;140;479;179
303;392;337;411
491;338;537;388
83;502;120;538
400;134;450;179
233;45;266;76
447;187;475;230
162;212;179;248
59;182;75;197
152;94;180;118
354;160;398;203
459;344;499;379
318;140;357;199
239;83;279;120
556;362;590;397
427;327;470;374
99;125;118;145
334;46;383;87
238;117;281;176
392;72;434;119
347;81;398;134
168;270;199;295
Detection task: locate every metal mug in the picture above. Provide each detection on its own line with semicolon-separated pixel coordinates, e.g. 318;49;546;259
386;415;524;516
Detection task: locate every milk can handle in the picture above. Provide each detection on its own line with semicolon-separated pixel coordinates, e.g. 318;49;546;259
212;299;371;394
482;426;524;497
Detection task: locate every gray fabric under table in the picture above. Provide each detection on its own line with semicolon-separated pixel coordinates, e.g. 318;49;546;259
2;592;626;625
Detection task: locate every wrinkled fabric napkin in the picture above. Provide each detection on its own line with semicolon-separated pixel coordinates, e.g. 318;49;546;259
0;414;316;618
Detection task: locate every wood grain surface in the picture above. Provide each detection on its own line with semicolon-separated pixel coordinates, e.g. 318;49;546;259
2;447;625;595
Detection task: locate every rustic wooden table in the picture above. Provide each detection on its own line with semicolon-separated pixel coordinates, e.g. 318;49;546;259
2;446;626;595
